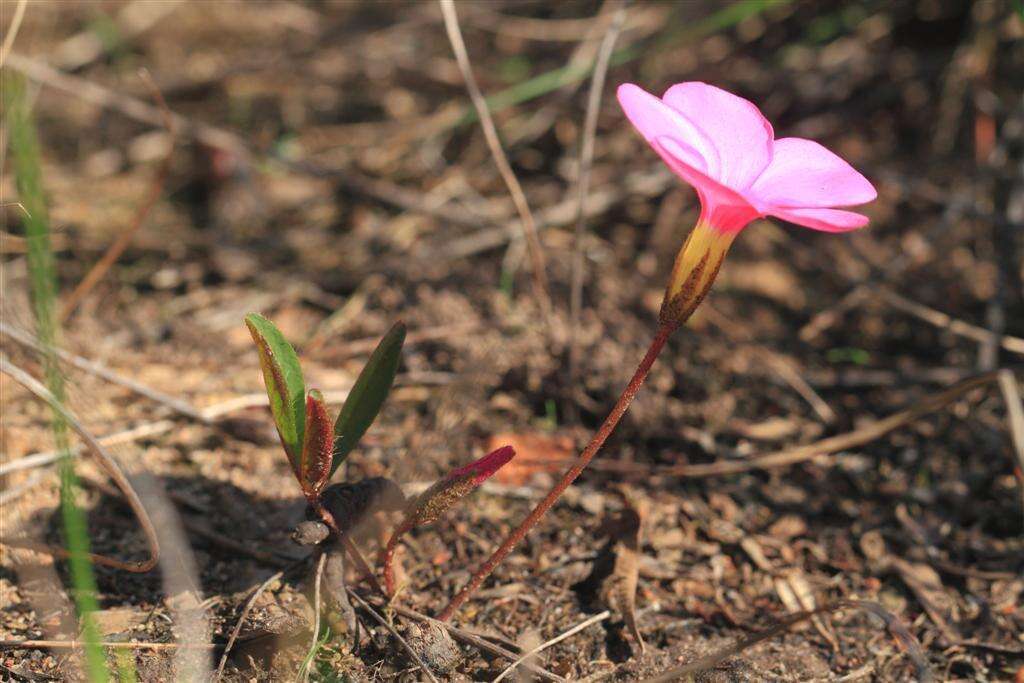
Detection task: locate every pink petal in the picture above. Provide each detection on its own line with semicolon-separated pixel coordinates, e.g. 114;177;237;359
617;83;720;178
768;206;870;233
750;138;877;209
662;82;773;190
654;137;759;233
449;445;516;486
653;137;745;205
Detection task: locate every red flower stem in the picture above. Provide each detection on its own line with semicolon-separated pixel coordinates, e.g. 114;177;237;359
438;321;677;622
380;521;412;597
313;500;386;597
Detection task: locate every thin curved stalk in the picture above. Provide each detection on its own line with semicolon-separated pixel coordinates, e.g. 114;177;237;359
0;356;160;573
438;322;676;621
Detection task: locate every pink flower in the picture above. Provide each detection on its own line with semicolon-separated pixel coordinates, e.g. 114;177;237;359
617;82;876;234
616;82;877;324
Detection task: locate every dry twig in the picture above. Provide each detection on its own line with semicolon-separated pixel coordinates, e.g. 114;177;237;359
511;371;1006;479
440;165;672;259
345;589;440;683
0;383;428;477
797;187;974;344
438;0;551;318
0;420;177;477
6;52;245;157
491;610;610;683
215;570;286;680
879;287;1024;356
569;3;627;395
385;602;564;683
661;370;1002;478
1;320;208;423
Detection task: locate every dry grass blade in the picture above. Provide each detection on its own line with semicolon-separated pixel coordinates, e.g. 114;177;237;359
703;305;836;423
666;370;1001;477
132;474;213;679
0;386;393;477
215;570;285;680
569;3;627;393
386;602;565;683
879;287;1024;356
1;320;208;423
441;165;672;259
6;51;481;234
0;420;175;477
5;52;246;156
512;371;1005;479
290;156;487;228
0;356;160;572
884;556;960;645
345;589;440;683
437;0;551;318
0;0;28;68
798;285;872;342
491;610;610;683
61;69;176;322
577;490;646;653
997;369;1024;516
639;599;933;683
311;321;481;360
0;470;46;505
797;187;975;344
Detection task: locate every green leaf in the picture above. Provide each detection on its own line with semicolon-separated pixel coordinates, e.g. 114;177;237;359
331;321;405;476
8;70;112;683
245;313;305;469
300;389;334;497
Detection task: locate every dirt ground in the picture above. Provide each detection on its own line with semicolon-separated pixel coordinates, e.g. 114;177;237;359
2;1;1023;681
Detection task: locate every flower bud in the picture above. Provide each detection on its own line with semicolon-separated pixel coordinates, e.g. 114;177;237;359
659;221;735;326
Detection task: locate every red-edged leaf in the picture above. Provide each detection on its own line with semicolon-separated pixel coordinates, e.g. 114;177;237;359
245;313;305;471
300;389;334;497
381;445;515;596
403;445;515;528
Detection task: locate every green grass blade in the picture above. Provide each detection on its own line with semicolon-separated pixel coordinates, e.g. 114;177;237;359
5;71;111;682
331;321;406;476
457;0;791;128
